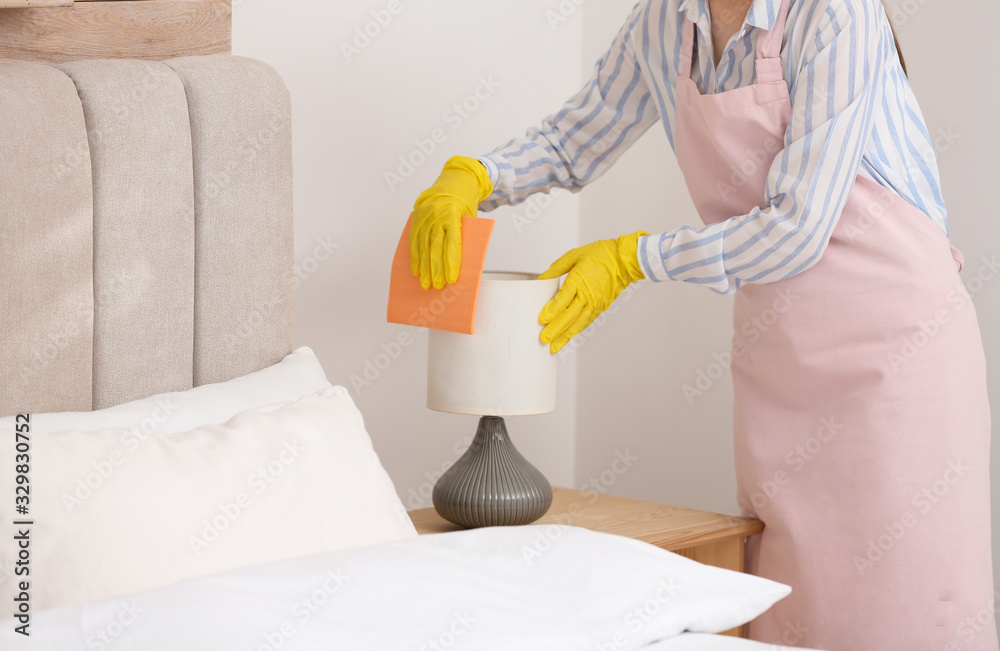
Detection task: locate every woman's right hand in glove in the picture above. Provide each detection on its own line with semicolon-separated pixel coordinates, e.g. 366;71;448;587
409;155;493;290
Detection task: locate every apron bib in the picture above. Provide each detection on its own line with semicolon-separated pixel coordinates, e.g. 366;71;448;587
673;2;997;649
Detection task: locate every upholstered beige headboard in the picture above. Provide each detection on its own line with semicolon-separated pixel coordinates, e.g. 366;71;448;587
0;55;294;417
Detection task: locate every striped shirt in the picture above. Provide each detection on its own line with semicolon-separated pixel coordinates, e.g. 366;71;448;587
477;0;946;294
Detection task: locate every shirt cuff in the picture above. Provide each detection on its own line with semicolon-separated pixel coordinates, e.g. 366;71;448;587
476;155;500;189
477;154;519;211
637;233;673;283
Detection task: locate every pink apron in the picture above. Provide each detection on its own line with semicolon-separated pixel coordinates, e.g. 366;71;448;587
674;2;997;649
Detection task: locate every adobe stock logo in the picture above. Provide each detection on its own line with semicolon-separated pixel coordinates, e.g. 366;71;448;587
340;1;406;63
852;460;970;576
349;331;416;397
384;76;503;193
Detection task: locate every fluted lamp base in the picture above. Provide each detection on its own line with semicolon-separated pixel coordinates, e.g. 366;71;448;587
432;416;553;528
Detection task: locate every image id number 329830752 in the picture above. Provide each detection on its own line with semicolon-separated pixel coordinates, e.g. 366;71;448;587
12;414;32;636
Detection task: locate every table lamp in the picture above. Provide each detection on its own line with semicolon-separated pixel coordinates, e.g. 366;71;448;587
427;271;558;528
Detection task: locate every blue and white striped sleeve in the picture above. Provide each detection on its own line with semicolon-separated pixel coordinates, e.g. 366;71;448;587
477;2;660;210
638;0;889;294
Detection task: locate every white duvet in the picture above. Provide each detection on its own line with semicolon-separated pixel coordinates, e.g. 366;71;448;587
646;633;821;650
0;525;821;650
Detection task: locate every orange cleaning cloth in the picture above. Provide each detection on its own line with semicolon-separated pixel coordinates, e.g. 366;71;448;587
387;215;494;334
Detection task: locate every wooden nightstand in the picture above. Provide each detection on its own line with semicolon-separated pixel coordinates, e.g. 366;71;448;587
409;486;764;638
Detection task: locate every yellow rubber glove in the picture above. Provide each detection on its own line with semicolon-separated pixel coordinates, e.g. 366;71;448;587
537;231;648;354
410;155;494;290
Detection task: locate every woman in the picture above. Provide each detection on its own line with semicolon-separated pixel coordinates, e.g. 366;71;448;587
408;0;996;649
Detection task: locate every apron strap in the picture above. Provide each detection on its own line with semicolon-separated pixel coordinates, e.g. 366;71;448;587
755;0;791;83
679;16;696;80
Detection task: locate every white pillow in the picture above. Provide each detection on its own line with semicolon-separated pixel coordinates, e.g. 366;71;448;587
0;346;332;435
0;525;792;650
0;387;417;612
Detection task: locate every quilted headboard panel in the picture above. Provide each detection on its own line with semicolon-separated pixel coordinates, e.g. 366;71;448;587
0;55;293;417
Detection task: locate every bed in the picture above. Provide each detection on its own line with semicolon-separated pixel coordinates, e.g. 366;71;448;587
0;54;824;650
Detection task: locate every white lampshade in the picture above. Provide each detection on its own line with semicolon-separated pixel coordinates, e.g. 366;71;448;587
427;272;559;416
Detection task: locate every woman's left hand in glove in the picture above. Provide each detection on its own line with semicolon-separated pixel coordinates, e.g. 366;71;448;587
537;231;648;354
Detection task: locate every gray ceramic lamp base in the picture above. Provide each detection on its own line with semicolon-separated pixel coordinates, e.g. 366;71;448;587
432;416;553;528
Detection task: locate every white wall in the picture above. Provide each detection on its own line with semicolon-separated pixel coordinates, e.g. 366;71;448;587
577;0;1000;641
232;1;584;510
